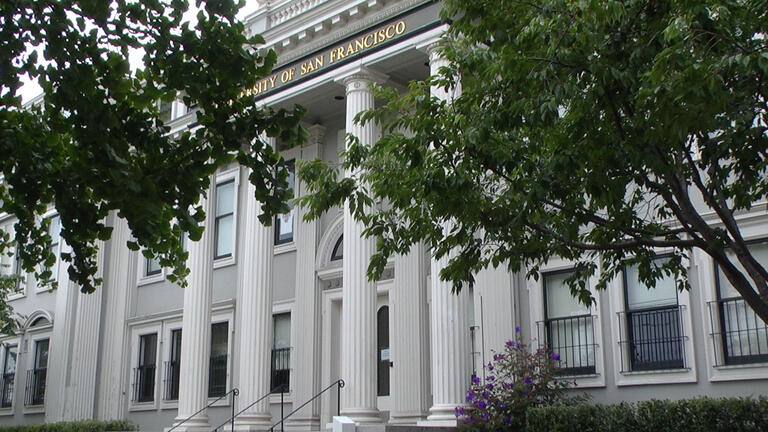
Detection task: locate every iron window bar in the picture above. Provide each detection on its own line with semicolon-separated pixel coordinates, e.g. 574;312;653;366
1;373;13;408
270;348;291;392
24;368;46;406
707;297;768;366
163;360;180;401
616;305;687;373
131;365;156;403
536;314;598;376
209;354;228;398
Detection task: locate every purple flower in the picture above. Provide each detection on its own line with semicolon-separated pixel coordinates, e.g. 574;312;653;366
486;375;495;381
501;402;507;409
472;375;480;384
481;391;489;399
466;391;475;402
487;362;494;371
476;400;487;409
454;407;460;418
486;383;494;391
524;391;530;397
524;376;532;385
515;326;520;333
504;417;511;424
481;412;489;420
493;353;505;361
551;352;561;361
506;340;514;347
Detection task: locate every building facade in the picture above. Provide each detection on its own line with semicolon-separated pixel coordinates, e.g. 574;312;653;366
1;0;768;430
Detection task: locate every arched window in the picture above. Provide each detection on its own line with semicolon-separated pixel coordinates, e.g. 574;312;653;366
377;306;390;396
330;235;343;261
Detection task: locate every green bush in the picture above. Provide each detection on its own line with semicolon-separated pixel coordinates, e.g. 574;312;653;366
526;397;768;432
0;419;136;432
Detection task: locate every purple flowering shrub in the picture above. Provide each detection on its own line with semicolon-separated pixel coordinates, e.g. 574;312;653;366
456;328;582;431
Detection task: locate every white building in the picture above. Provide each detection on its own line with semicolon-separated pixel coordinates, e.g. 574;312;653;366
1;1;767;431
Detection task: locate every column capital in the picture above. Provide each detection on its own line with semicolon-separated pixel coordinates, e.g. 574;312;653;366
335;67;389;91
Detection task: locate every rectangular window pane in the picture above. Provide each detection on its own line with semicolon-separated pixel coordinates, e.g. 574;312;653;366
215;215;233;258
2;346;16;408
209;322;228;397
165;329;182;401
216;181;235;217
625;259;677;309
271;314;291;392
545;271;588;318
274;314;291;349
146;257;161;276
34;340;48;370
137;334;157;402
275;162;295;245
718;243;768;299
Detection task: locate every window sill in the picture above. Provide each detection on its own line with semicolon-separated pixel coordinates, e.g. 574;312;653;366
616;368;695;387
269;392;293;404
274;242;296;256
7;292;26;301
213;255;236;270
137;273;165;286
23;405;44;415
129;401;158;412
160;400;178;410
715;361;768;370
208;396;232;407
620;367;690;376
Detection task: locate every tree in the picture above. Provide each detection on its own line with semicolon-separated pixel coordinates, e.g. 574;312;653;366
0;1;304;324
298;0;768;322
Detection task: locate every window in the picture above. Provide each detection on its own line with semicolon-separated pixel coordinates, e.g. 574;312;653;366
274;161;295;245
331;235;343;261
134;333;157;403
377;306;390;396
25;339;48;406
164;329;182;401
1;345;16;408
11;245;23;294
271;314;291;392
209;322;228;397
146;257;161;277
158;100;173;122
540;270;596;375
44;216;60;282
215;180;235;259
711;242;768;365
619;259;685;372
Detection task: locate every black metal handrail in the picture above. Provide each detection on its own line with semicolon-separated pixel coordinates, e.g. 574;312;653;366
212;386;287;432
267;379;345;432
167;387;238;432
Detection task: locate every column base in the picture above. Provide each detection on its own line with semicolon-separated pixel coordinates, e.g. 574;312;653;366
233;413;273;431
340;407;382;424
421;403;459;425
388;412;427;424
285;416;321;431
166;416;211;432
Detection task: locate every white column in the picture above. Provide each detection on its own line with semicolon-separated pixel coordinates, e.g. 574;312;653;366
235;154;275;430
337;68;386;424
288;124;325;430
173;177;216;431
97;214;135;420
390;244;431;423
63;240;105;420
423;43;472;426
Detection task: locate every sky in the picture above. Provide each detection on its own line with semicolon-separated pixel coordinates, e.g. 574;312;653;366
18;1;264;103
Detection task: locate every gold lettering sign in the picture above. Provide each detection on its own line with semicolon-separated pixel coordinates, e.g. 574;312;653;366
239;20;407;99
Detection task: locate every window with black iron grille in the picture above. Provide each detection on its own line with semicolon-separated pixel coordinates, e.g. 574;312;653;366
208;322;229;397
710;242;768;365
618;259;686;372
274;161;295;245
377;306;390;396
271;314;291;392
133;333;156;403
1;345;16;408
164;329;182;401
538;270;596;375
25;339;48;406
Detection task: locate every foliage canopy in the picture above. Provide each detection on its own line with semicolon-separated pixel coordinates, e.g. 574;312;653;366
299;0;768;321
0;0;304;316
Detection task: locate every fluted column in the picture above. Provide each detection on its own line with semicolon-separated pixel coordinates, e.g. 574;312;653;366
235;148;275;431
423;43;472;425
288;125;325;430
97;214;134;420
337;68;386;424
173;176;216;431
390;244;431;423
